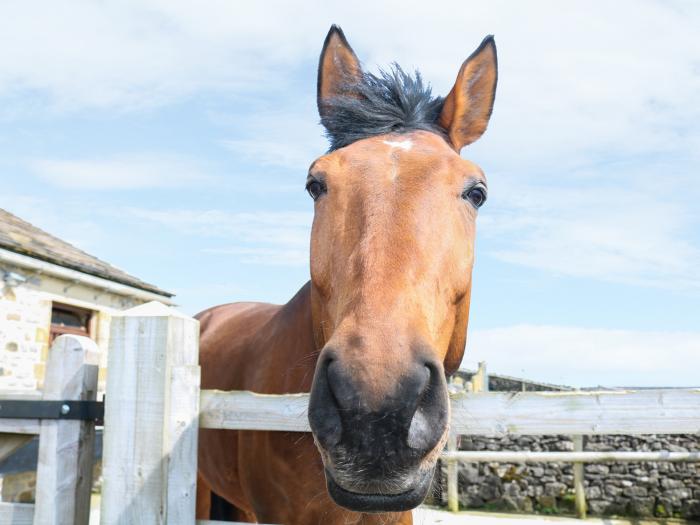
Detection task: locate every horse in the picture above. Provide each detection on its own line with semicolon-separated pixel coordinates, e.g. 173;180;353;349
196;25;497;524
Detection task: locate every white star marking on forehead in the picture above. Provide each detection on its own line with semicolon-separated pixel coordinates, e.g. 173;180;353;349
383;139;413;151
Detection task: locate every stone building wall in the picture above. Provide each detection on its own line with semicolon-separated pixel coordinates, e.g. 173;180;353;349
0;470;36;503
430;433;700;519
0;286;51;390
0;271;148;392
1;462;102;503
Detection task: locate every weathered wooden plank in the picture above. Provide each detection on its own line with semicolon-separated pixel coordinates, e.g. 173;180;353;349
0;390;42;400
441;451;700;463
573;435;586;519
0;502;34;524
100;302;199;525
199;389;700;436
446;433;458;512
165;365;201;525
200;390;310;431
101;307;172;525
34;334;99;525
0;389;42;436
450;389;700;436
0;420;40;435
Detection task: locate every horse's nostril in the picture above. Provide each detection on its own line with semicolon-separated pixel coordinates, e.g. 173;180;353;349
407;408;431;450
419;364;431;392
308;352;343;449
406;360;448;452
327;360;356;411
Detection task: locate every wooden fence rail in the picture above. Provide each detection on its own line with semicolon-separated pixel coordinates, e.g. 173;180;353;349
199;388;700;436
442;450;700;463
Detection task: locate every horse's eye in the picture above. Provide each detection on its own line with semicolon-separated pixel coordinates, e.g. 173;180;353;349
306;180;325;201
463;184;487;208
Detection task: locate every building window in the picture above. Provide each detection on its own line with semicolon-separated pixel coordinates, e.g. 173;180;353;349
50;303;93;343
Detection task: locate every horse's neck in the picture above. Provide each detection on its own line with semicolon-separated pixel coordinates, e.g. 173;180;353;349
254;281;318;393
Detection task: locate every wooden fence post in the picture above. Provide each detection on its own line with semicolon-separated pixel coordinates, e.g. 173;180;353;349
33;334;100;525
472;361;489;393
446;363;489;513
100;302;200;525
573;435;586;519
446;432;459;512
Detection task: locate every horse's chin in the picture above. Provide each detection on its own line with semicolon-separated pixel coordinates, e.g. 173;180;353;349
324;466;434;513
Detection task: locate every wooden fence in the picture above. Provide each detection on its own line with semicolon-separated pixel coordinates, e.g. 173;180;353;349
97;303;700;524
3;302;698;524
0;334;99;525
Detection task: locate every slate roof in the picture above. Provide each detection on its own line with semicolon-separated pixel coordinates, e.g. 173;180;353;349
0;208;173;297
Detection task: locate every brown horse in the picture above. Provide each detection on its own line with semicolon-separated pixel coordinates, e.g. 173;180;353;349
196;25;497;524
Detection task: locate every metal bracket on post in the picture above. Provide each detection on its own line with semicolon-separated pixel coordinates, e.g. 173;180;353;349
0;400;104;424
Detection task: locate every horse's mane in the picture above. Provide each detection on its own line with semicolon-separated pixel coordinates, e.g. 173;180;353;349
321;65;446;151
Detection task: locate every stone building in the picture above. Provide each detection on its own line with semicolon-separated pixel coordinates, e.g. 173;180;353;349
0;208;174;391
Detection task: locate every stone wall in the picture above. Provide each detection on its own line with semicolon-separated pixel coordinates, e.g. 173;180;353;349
0;470;36;503
429;433;700;519
1;462;102;503
0;285;51;390
0;269;148;392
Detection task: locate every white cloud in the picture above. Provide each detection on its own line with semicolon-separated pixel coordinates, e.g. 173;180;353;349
221;108;327;173
224;139;312;170
2;0;699;358
126;207;312;267
1;0;698;145
480;173;700;290
30;155;209;190
0;195;105;252
170;281;244;316
0;1;318;112
127;208;312;246
465;324;700;388
204;247;308;267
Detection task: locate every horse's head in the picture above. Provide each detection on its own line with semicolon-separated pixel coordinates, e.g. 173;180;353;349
307;26;497;512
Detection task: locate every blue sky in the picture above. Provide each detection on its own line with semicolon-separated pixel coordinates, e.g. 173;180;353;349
1;1;698;387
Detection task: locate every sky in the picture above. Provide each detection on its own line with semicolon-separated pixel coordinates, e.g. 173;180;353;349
1;1;698;387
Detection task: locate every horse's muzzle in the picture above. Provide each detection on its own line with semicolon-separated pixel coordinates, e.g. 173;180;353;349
308;347;449;511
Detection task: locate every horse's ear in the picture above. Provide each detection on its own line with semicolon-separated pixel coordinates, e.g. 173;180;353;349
438;36;498;152
317;25;362;119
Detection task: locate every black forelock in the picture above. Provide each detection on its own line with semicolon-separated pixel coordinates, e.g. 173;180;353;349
320;65;446;151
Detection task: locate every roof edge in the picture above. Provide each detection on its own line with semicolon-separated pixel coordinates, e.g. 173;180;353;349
0;245;173;297
0;247;176;306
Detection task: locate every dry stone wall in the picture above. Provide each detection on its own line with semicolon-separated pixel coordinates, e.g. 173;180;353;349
428;433;700;519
